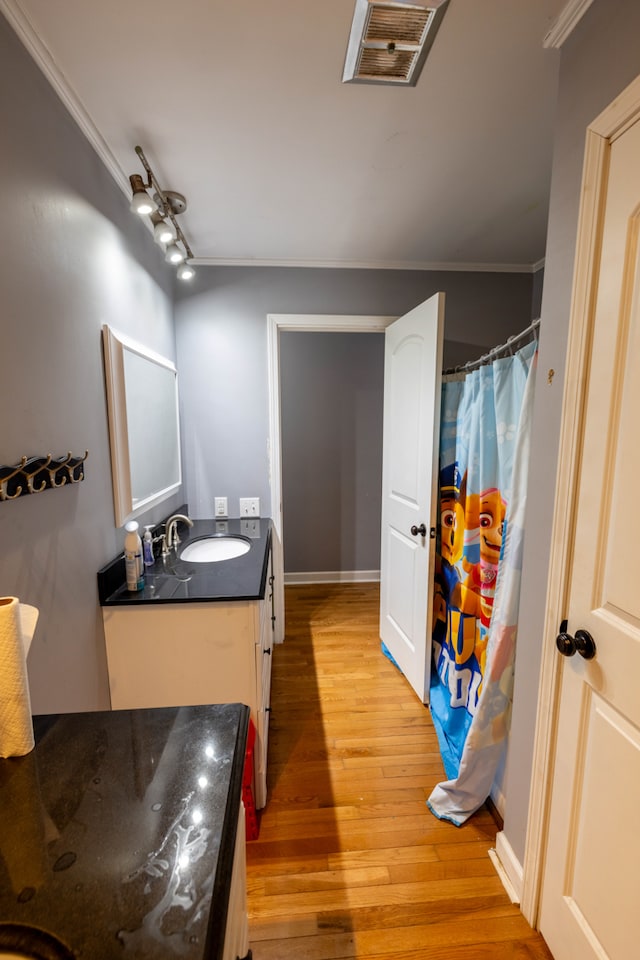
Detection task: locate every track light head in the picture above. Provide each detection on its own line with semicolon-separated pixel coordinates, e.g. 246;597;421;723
165;242;184;265
151;214;176;246
177;262;195;281
129;174;157;216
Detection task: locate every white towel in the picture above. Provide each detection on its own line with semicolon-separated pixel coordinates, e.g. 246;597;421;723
0;597;38;757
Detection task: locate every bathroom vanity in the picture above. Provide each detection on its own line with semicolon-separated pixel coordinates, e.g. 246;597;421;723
98;517;273;809
0;702;250;960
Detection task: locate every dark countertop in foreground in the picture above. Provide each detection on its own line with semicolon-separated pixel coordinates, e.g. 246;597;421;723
0;703;249;960
99;518;271;605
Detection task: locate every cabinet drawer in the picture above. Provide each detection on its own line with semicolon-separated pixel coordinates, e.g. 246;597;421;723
253;632;272;810
261;638;272;712
257;597;270;650
254;631;272;711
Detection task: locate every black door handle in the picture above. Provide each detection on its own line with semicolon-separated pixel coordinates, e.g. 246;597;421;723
410;524;427;537
555;620;596;660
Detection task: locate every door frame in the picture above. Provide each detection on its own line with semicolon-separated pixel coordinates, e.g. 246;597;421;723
266;314;396;641
522;73;640;926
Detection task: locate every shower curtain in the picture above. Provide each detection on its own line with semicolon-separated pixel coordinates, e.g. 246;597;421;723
427;339;537;825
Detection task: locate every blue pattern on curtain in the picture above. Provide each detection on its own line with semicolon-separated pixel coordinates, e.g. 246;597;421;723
427;340;537;825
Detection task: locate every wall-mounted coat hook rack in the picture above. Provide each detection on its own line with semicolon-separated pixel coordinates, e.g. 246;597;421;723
0;451;88;502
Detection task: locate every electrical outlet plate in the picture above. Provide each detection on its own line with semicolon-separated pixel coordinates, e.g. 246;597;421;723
239;497;260;517
214;497;228;517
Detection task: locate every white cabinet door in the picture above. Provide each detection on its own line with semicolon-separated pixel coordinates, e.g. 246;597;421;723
222;806;249;960
103;594;273;809
379;293;444;702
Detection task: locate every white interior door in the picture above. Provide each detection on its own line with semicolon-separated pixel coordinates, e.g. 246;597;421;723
539;114;640;959
379;293;444;702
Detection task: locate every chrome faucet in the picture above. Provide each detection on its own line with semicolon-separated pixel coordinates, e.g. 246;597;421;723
164;513;194;554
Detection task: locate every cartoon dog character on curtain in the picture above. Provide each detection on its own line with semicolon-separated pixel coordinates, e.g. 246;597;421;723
461;487;506;676
433;467;508;711
433;464;478;667
463;488;506;623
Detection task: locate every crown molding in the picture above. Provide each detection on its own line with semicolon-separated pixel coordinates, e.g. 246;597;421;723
192;257;538;273
0;0;130;196
543;0;595;49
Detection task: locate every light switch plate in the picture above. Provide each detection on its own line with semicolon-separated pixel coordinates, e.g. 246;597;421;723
214;497;228;517
239;497;260;517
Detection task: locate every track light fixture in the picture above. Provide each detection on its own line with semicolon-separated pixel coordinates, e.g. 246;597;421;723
128;146;195;281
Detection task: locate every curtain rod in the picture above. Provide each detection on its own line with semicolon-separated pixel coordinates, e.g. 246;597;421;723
443;318;540;376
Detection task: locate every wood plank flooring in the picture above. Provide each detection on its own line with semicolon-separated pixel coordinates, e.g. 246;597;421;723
246;583;553;960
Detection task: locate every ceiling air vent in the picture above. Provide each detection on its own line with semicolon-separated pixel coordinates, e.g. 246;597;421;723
342;0;449;86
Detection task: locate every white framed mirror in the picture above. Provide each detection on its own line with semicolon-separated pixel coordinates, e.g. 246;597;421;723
102;325;182;526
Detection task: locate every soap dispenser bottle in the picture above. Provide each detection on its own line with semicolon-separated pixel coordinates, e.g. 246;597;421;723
124;521;144;591
143;525;155;567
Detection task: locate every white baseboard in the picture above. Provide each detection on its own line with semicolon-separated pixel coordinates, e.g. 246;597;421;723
492;830;524;904
284;570;380;585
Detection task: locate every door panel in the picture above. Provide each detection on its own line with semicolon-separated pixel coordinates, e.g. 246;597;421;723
386;527;418;646
570;693;640;958
379;293;444;702
388;336;423;504
601;250;640;617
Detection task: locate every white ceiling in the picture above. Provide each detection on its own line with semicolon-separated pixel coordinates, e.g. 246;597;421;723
3;0;568;270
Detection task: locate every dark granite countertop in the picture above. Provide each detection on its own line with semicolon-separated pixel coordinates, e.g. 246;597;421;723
98;518;271;606
0;703;249;960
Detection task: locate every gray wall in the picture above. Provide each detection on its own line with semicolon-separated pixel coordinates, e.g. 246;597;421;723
175;267;535;519
0;14;183;713
280;332;384;575
503;0;640;864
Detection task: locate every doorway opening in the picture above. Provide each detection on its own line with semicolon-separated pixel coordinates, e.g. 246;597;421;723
267;314;396;640
280;329;385;584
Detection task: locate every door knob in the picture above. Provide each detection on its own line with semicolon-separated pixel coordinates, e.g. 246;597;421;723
555;625;576;657
555;620;597;660
410;524;427;537
574;630;597;660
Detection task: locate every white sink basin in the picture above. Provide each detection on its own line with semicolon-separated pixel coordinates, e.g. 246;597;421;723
179;536;250;563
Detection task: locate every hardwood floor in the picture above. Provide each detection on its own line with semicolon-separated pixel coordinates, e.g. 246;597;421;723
246;583;553;960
